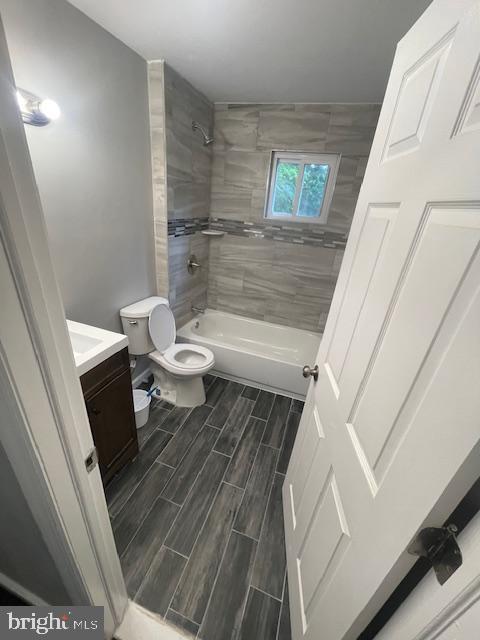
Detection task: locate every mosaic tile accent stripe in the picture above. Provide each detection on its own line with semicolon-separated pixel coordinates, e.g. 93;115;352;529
168;216;210;237
210;218;348;249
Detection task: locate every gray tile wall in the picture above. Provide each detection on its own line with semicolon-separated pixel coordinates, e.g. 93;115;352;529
150;73;380;334
148;61;169;298
209;234;342;332
164;65;214;326
208;103;380;332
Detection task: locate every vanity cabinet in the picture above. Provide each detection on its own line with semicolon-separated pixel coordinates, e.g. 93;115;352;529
80;347;138;484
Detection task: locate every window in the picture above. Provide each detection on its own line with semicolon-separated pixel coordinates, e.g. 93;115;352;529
265;151;340;223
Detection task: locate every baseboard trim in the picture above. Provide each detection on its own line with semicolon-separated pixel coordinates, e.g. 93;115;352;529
0;571;49;606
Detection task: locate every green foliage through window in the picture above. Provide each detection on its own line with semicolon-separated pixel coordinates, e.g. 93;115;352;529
298;164;330;217
272;162;300;215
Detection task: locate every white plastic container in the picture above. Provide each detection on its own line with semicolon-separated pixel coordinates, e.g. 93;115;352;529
133;389;151;429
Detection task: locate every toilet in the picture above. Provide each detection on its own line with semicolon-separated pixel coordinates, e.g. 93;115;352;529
120;296;214;407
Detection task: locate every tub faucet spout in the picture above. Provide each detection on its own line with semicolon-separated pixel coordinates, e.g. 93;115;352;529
192;305;205;316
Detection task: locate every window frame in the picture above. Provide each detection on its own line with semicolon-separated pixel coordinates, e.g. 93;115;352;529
264;150;341;224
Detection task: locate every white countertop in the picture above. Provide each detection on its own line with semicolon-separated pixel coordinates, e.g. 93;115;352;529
67;319;129;376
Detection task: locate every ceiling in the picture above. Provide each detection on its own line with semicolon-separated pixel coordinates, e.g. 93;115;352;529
67;0;432;103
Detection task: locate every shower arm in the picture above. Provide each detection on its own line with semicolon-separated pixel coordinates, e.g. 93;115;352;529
192;120;214;146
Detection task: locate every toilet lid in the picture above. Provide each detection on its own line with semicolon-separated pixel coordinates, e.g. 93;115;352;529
148;303;176;353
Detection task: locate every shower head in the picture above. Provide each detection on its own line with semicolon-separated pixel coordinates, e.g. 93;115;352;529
192;120;214;146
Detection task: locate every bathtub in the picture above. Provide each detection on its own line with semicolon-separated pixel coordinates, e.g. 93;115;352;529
177;309;321;399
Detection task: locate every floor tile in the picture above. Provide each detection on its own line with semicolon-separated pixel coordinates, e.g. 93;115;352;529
160;406;191;434
135;546;186;616
238;588;281;640
290;399;305;414
105;429;172;518
137;406;169;448
148;401;172;427
277;412;301;475
205;377;229;407
199;532;257;640
166;452;230;557
277;577;292;640
165;610;199;638
262;395;291;449
171;482;243;624
203;374;216;391
251;474;286;600
155;398;176;410
213;396;255;456
224;417;266;489
251;390;275;420
207;381;244;428
120;497;179;597
158;405;212;467
162;427;219;504
113;462;172;555
108;384;295;640
234;445;278;540
242;386;260;401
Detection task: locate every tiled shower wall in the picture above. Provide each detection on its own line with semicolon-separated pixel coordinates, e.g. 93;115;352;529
164;65;214;327
148;61;169;298
149;65;381;334
148;62;214;326
208;103;381;332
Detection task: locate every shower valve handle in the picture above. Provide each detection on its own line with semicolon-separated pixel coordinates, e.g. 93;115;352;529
187;254;203;274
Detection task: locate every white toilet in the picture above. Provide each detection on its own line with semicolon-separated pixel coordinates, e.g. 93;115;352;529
120;296;214;407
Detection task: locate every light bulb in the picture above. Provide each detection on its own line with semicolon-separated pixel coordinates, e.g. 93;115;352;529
39;98;60;121
16;88;61;126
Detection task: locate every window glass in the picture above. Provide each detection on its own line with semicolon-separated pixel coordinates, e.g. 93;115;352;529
265;152;339;223
298;163;330;217
272;161;300;216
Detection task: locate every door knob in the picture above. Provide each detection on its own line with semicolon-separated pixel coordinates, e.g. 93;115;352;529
303;364;319;381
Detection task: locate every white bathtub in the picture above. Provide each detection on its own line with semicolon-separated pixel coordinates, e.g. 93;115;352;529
177;309;321;399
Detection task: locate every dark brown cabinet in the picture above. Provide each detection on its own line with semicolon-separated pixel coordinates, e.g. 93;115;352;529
80;347;138;484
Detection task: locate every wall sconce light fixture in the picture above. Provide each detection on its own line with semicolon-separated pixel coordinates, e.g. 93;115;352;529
16;88;61;126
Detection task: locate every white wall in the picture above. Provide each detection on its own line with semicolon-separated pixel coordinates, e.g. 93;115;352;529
0;0;155;332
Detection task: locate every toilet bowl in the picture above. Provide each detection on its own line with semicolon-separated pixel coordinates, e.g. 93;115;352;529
120;296;214;407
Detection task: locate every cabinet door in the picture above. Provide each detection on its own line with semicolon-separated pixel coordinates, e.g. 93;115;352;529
86;368;138;482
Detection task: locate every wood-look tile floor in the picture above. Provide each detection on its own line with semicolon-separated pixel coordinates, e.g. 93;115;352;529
105;376;303;640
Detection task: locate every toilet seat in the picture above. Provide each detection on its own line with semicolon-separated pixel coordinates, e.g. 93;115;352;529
149;346;214;376
148;301;214;377
164;343;214;369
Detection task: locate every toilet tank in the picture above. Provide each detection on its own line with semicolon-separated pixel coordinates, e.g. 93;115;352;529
120;296;169;355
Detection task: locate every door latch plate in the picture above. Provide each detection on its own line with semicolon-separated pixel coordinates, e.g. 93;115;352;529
84;447;98;473
408;524;462;585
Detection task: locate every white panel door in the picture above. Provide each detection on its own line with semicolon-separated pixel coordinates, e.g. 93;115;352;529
283;2;480;639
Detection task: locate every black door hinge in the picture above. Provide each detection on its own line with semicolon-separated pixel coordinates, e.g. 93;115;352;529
408;524;462;585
